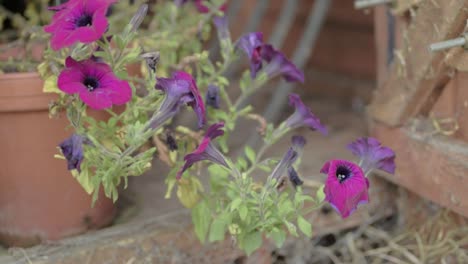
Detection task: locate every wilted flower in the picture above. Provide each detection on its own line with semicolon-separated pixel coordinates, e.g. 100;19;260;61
213;15;230;41
347;137;396;175
59;134;88;172
205;84;220;109
44;0;115;50
284;94;327;135
155;71;206;128
269;135;306;182
58;57;132;110
166;133;178;151
128;4;148;33
261;44;304;83
321;159;369;218
237;32;264;78
141;52;160;72
177;122;228;179
288;167;304;188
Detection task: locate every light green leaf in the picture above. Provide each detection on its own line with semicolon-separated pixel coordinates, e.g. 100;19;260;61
244;146;256;164
192;200;211;243
71;169;94;194
284;221;298;236
239;204;248;221
208;217;227;242
297;216;312;237
269;229;286;248
230;198;242;211
43;75;62;94
316;185;325;203
237;157;248;171
242;231;262;256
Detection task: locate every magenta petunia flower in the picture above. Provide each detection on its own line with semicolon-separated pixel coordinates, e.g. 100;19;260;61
59;134;88;172
269;135;306;182
177;122;228;179
194;0;227;13
321;159;369;218
347;137;396;175
205;84;220;109
261;44;304;83
44;0;115;50
156;71;206;128
285;94;327;135
237;32;265;78
58;57;132;110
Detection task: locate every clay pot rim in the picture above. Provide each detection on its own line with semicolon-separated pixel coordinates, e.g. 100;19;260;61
0;71;54;113
0;71;41;80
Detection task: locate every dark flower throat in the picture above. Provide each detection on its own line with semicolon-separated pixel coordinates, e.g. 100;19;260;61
336;165;351;183
83;77;99;91
76;13;93;27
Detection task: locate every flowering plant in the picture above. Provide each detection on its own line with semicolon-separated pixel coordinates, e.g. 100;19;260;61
40;0;396;255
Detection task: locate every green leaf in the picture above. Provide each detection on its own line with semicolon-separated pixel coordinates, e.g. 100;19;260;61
230;198;242;211
297;216;312;237
71;169;94;194
269;229;286;248
244;146;256;164
192;200;211;243
237;157;247;171
239;204;248;221
316;185;325;203
43;75;61;94
208;217;227;242
284;221;298;236
242;231;262;256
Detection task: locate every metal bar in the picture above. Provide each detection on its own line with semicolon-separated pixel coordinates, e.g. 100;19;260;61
244;0;270;32
354;0;393;9
429;37;466;52
268;0;299;46
386;7;395;65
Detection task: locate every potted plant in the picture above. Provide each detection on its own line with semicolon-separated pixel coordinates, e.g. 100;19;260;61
35;0;397;255
0;0;139;247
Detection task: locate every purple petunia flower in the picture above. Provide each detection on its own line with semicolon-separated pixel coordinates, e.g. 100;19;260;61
44;0;115;50
284;94;327;135
237;32;264;78
288;167;304;188
194;0;227;13
58;57;132;110
177;122;228;179
174;0;189;7
205;84;220;109
321;159;369;218
59;134;88;172
269;135;306;182
347;137;396;175
261;44;304;83
156;71;206;128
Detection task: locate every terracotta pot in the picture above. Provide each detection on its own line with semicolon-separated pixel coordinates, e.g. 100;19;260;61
0;72;116;247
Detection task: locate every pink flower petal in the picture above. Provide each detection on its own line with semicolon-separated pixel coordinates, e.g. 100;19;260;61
79;90;112;110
